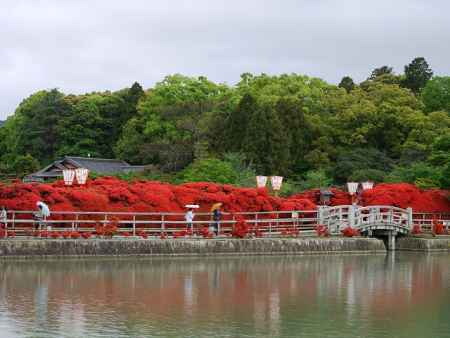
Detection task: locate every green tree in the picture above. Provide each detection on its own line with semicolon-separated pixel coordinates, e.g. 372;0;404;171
243;103;290;176
338;76;355;92
421;76;450;113
10;89;71;164
11;154;40;178
224;93;256;151
402;57;433;94
176;158;238;184
56;97;105;157
369;65;393;79
300;169;332;190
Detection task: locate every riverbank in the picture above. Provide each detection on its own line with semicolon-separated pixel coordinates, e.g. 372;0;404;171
0;237;386;257
397;236;450;251
1;237;449;258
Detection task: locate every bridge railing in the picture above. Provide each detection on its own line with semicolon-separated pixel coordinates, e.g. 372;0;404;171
0;209;319;237
0;207;448;237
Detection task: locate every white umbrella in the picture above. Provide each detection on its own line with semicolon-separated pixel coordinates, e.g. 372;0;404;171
185;204;200;209
36;201;51;217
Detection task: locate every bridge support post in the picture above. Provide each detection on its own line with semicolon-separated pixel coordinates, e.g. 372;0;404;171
387;231;397;251
407;207;413;229
348;204;356;228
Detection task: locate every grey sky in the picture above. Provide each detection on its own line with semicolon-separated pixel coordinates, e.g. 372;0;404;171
1;0;449;119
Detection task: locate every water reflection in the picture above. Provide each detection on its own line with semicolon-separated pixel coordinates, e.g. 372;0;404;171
0;254;449;338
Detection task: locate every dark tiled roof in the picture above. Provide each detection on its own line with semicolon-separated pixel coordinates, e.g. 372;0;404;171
64;157;130;174
25;157;147;181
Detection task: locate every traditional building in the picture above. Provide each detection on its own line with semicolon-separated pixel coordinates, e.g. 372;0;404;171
24;156;147;182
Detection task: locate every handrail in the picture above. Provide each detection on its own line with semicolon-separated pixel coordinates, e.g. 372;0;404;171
1;206;448;237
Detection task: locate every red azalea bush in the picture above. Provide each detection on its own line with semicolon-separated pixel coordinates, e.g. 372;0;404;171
0;179;448;239
62;231;71;239
232;217;249;238
341;226;359;237
315;224;329;237
81;232;92;239
411;224;422;235
137;230;148;239
50;231;61;239
70;231;81;239
432;218;446;235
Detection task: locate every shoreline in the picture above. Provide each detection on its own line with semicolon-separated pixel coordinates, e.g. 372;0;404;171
0;237;448;258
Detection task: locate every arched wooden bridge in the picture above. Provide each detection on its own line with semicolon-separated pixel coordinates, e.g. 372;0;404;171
319;205;413;250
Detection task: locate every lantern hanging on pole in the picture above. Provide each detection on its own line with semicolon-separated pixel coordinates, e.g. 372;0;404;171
75;168;89;185
347;182;359;195
270;176;283;191
256;176;268;188
63;169;75;186
361;181;374;190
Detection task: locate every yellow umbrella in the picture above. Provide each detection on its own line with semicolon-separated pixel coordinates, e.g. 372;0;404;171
210;203;222;211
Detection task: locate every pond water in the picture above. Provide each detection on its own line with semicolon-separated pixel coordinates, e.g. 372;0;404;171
0;254;449;338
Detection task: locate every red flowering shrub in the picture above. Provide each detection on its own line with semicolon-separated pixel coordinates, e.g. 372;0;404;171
62;231;71;239
50;231;61;239
199;227;211;238
0;229;6;238
137;230;148;239
411;224;422;235
7;231;16;238
40;230;48;238
341;226;359;237
81;232;92;239
232;217;249;238
315;224;329;237
70;231;81;239
432;218;446;235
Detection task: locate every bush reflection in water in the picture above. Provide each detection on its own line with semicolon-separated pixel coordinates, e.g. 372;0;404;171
0;254;449;338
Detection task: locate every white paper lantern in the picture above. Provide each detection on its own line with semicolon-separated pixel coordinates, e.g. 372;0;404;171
347;182;359;195
256;176;268;188
63;169;75;186
270;176;283;191
362;181;374;190
75;168;89;185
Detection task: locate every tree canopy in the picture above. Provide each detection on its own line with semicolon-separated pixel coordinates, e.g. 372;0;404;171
1;57;449;190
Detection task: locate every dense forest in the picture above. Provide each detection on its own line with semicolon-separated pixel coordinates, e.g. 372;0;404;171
0;57;449;192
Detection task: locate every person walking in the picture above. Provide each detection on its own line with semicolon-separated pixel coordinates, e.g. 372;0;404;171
185;208;195;231
35;201;51;231
211;203;222;236
0;206;7;230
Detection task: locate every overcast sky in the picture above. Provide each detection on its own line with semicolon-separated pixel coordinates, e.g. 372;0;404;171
1;0;449;119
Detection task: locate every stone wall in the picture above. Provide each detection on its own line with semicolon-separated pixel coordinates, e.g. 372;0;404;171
397;236;450;251
0;238;386;257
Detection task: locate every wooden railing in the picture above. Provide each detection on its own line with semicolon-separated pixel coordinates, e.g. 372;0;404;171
1;207;448;238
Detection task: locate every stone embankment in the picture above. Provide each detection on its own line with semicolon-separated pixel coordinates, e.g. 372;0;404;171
0;238;385;257
397;236;450;251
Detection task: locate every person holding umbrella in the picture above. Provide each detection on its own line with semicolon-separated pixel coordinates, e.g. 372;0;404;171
35;201;51;231
184;204;199;232
211;203;222;236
